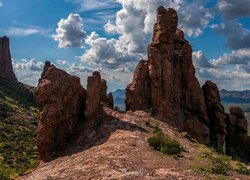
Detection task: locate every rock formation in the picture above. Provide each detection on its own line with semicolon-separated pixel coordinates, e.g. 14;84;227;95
202;81;227;152
36;66;113;161
86;72;114;119
36;66;86;162
125;7;209;143
226;107;250;162
125;60;149;111
39;61;52;83
85;71;102;119
0;36;17;81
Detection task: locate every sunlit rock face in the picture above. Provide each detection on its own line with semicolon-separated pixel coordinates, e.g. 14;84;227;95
126;7;209;144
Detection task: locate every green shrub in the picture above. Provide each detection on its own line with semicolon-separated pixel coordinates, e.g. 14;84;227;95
236;163;250;175
148;129;183;155
210;156;231;175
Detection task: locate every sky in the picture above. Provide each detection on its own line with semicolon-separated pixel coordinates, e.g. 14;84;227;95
1;0;250;91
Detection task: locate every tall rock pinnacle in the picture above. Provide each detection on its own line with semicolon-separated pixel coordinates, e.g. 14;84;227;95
0;36;17;81
126;7;209;143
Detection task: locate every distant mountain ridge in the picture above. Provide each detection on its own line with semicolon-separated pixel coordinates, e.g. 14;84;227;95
112;89;125;111
220;89;250;104
112;89;250;108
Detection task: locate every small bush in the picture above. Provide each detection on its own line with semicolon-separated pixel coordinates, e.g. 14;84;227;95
210;156;231;175
148;129;183;155
236;163;250;175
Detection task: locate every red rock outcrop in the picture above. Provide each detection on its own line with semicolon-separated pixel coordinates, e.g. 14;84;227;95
39;61;52;83
125;7;209;143
226;107;250;162
85;71;102;119
100;79;114;108
202;81;227;152
126;60;149;111
36;66;86;162
0;36;17;81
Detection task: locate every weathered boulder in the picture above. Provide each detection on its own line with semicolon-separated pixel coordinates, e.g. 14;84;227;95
125;60;149;111
39;61;52;83
226;107;250;162
125;7;209;143
0;36;17;81
36;66;86;162
202;81;227;152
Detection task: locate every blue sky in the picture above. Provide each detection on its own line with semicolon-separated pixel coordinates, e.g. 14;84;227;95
1;0;250;91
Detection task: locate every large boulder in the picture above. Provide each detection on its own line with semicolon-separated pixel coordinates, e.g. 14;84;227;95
125;7;209;143
0;36;17;81
202;81;227;152
226;107;250;162
36;66;86;162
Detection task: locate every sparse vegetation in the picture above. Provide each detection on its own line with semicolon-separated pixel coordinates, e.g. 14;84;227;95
0;79;39;179
191;145;250;178
147;125;184;155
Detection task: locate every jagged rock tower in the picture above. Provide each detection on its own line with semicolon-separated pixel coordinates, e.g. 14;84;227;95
0;36;17;81
126;7;209;143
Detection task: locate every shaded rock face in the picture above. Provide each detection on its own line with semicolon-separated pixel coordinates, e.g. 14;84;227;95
125;60;149;111
125;7;209;143
36;66;86;162
202;81;227;152
39;61;52;83
0;36;17;81
85;71;113;119
226;107;250;162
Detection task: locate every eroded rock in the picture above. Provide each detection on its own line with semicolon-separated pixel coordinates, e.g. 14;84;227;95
226;107;250;162
36;66;86;162
202;81;227;152
125;7;209;143
0;36;17;81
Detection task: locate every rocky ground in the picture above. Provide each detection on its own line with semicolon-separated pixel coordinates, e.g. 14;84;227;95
20;107;250;180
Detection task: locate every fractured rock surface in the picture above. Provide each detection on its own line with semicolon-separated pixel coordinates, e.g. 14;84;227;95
125;7;209;143
36;66;86;162
202;81;227;152
226;107;250;162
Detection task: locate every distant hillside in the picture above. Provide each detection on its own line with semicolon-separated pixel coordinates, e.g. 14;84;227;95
0;78;39;179
220;89;250;104
112;89;125;111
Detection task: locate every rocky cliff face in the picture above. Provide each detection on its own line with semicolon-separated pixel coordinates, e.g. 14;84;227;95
226;107;250;162
36;66;86;162
125;7;209;144
202;81;227;153
36;66;114;162
0;36;17;81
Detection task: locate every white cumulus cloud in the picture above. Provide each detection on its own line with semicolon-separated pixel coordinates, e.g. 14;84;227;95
53;13;86;48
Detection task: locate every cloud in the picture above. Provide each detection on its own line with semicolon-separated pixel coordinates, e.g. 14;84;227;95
53;13;86;48
80;31;139;69
66;63;93;75
56;59;69;65
212;22;250;50
14;59;44;71
212;49;250;66
66;0;119;11
5;26;50;37
192;51;215;68
217;0;250;20
0;1;2;7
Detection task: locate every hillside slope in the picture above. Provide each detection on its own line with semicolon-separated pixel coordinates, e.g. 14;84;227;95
21;107;250;180
0;78;39;179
